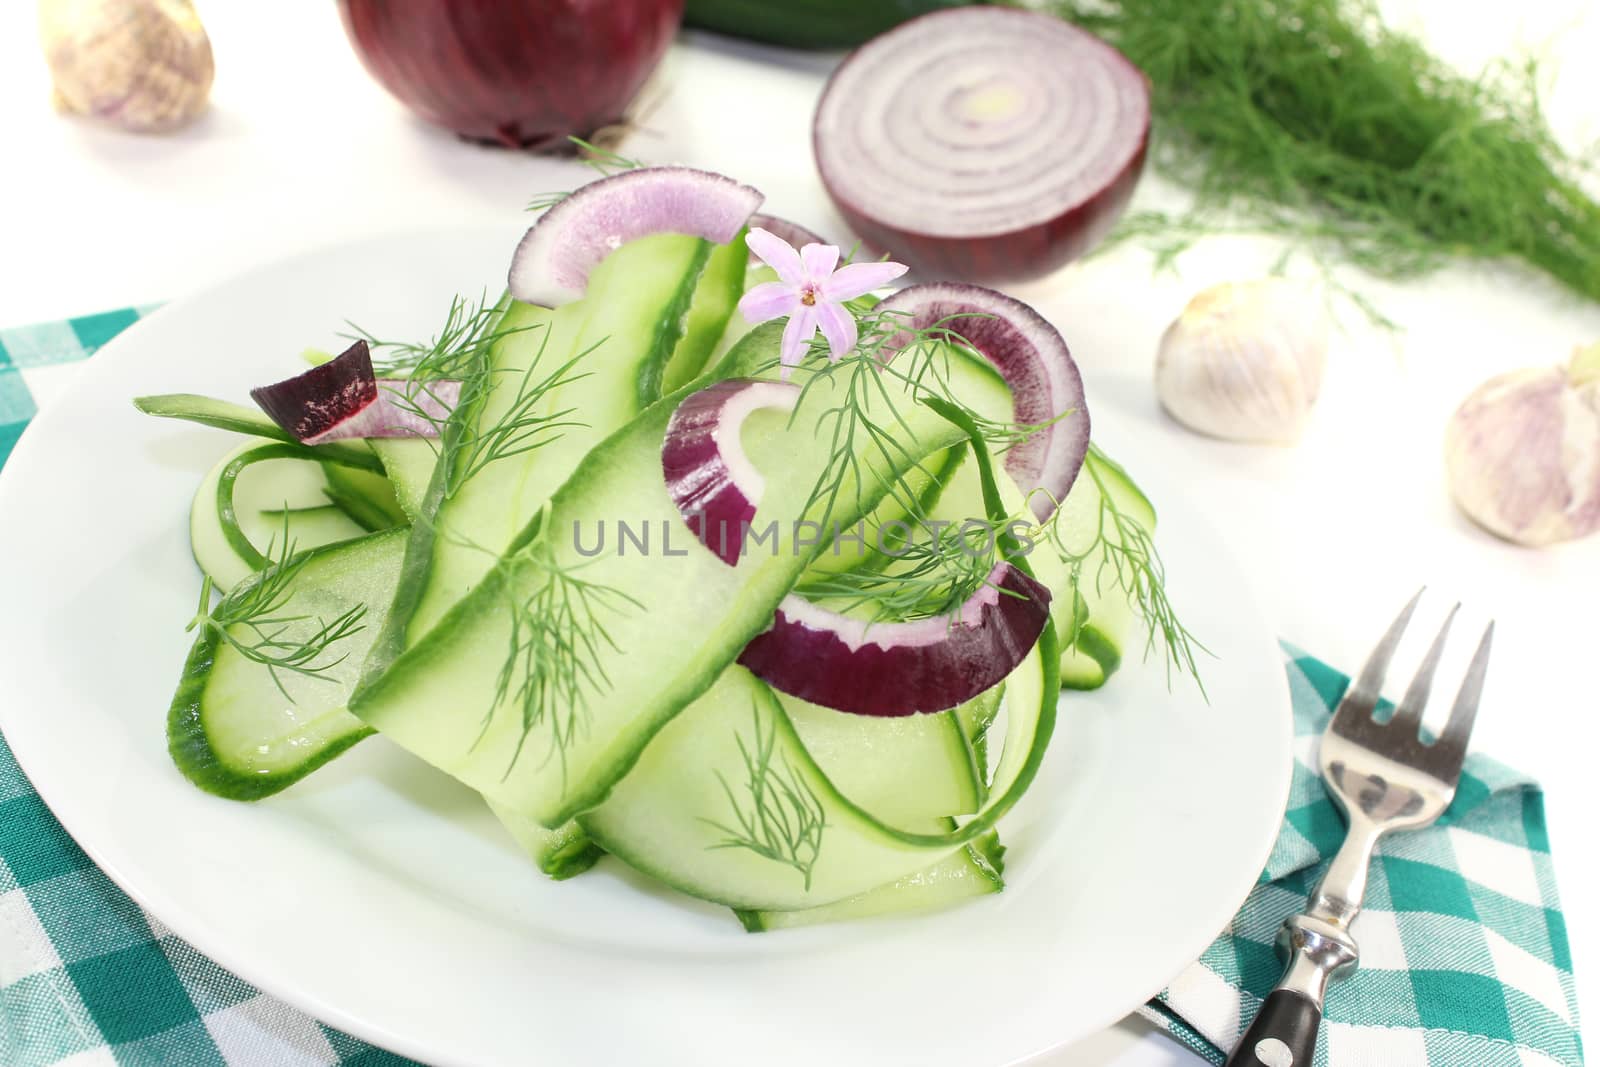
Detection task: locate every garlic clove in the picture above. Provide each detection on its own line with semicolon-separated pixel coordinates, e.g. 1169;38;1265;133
39;0;214;134
1154;279;1329;445
1444;349;1600;547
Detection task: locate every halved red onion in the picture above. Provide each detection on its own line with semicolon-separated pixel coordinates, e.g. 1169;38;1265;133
813;8;1149;284
661;378;800;565
745;214;828;265
737;564;1052;717
510;167;764;306
250;340;460;445
878;283;1088;521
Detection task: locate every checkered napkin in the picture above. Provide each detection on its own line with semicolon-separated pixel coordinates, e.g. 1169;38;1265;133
1142;650;1585;1066
0;312;1585;1066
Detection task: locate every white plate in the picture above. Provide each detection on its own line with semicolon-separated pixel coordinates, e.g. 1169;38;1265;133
0;230;1292;1067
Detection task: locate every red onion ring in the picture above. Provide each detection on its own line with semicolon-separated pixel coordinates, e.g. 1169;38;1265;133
661;378;801;565
737;564;1051;717
878;283;1088;521
510;167;764;306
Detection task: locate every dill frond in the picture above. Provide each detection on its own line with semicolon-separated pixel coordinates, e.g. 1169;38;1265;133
702;704;827;889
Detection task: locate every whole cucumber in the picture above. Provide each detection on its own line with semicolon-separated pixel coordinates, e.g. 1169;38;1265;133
684;0;978;49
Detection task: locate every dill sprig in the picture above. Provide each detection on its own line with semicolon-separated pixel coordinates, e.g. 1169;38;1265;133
1041;446;1207;691
346;293;523;380
482;534;642;786
186;526;367;702
1037;0;1600;304
702;704;827;889
355;292;593;500
796;514;1019;624
526;137;645;213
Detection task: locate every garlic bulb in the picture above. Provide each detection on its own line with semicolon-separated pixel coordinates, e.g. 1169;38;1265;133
39;0;213;133
1154;280;1329;444
1444;345;1600;547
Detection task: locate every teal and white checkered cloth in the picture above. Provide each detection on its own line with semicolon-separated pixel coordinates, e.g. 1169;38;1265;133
0;311;1585;1066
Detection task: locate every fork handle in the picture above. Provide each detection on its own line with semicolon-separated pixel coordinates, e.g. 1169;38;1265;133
1223;990;1320;1067
1224;914;1358;1067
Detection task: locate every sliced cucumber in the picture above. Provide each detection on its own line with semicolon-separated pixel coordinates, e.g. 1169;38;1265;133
662;233;748;394
1051;448;1155;690
190;442;370;592
169;529;405;799
382;234;727;656
349;326;1015;829
134;393;379;471
735;830;1004;932
320;460;407;531
579;633;1051;909
367;439;436;523
487;802;605;881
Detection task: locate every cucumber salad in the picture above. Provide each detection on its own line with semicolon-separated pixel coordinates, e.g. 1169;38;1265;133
135;166;1198;930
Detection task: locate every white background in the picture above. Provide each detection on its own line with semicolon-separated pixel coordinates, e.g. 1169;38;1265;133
0;2;1594;1064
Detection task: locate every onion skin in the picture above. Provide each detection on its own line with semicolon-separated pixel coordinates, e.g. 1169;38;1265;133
813;7;1150;284
738;564;1052;717
335;0;684;150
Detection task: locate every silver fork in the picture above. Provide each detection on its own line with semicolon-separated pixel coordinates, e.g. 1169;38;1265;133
1224;590;1494;1067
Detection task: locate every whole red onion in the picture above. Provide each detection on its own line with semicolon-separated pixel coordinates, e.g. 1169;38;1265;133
335;0;685;150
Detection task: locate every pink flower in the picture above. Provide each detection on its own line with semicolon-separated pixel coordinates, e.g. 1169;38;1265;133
737;228;908;378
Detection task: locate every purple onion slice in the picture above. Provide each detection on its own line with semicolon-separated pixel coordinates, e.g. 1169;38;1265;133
878;283;1089;521
813;7;1149;284
249;340;460;445
737;565;1052;717
510;167;765;306
661;378;800;565
745;214;828;265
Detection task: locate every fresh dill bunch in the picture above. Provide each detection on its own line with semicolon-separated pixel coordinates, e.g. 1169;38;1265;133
526;137;645;212
1041;446;1206;691
1036;0;1600;304
702;704;827;889
186;527;367;702
483;533;642;786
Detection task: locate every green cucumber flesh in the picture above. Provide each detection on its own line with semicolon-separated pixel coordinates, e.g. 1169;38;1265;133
321;459;408;531
1049;448;1156;690
661;233;748;394
168;529;405;799
487;802;605;880
384;234;725;653
579;630;1052;910
190;442;370;592
367;439;436;523
735;829;1005;932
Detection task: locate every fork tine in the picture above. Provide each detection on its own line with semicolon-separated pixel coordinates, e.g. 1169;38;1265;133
1334;587;1424;724
1436;622;1494;767
1389;603;1459;736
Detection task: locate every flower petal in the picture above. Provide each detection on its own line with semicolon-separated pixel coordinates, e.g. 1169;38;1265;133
779;305;819;377
815;300;859;363
738;281;800;325
821;260;910;302
800;243;840;284
746;228;806;287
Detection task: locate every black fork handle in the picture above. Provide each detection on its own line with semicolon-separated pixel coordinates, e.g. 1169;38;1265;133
1223;989;1321;1067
